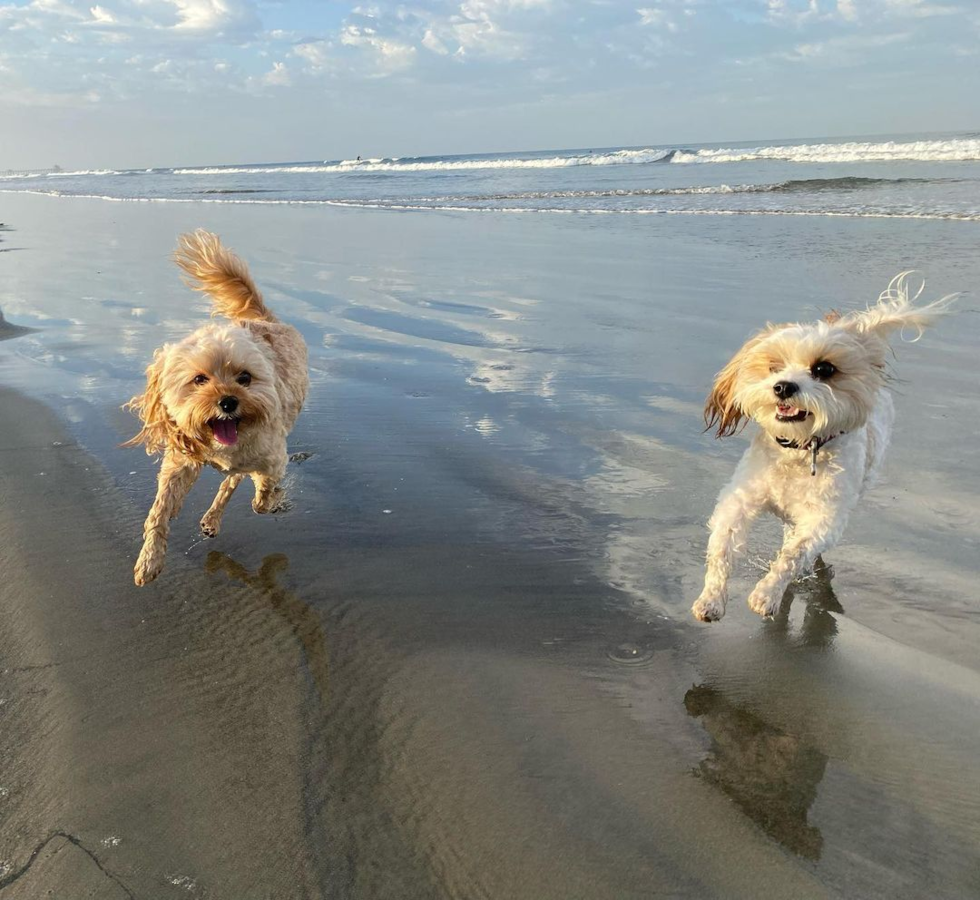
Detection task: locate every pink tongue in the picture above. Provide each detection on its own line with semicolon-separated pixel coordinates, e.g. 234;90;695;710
211;418;239;446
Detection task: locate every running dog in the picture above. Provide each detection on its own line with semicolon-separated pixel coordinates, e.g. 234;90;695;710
692;274;952;622
125;231;308;586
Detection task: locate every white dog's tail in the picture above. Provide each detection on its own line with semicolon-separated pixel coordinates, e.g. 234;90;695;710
174;230;277;323
841;272;956;340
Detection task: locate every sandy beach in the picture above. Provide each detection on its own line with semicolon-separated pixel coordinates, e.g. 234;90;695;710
1;189;979;898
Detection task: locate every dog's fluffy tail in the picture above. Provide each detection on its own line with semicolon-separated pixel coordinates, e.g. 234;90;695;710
174;230;277;323
841;271;956;341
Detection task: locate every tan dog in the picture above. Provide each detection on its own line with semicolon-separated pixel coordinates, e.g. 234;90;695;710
125;230;308;586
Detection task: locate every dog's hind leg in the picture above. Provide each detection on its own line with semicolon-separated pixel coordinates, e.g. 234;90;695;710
135;455;201;586
201;473;245;537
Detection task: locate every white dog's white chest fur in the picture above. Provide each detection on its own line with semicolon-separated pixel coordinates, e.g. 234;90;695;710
751;389;893;525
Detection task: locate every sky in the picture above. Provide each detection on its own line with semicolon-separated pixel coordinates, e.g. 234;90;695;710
0;0;977;169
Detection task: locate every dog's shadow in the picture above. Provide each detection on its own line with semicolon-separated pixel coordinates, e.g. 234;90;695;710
684;683;827;860
205;551;329;702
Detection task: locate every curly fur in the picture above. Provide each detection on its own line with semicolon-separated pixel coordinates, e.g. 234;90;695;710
125;231;308;586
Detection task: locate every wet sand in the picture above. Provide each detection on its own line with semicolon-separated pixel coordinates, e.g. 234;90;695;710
1;192;979;898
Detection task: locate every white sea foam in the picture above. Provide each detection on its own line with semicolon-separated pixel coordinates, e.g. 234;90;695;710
0;168;118;180
169;139;980;175
6;188;977;221
171;148;674;176
672;138;980;165
4;138;977;185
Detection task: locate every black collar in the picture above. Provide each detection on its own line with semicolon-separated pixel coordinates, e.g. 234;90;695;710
774;432;844;476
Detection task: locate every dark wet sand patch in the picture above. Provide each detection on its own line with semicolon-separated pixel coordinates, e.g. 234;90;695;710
0;309;33;342
0;388;323;898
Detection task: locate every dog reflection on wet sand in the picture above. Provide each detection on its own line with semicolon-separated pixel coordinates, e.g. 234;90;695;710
685;684;827;860
685;571;843;860
206;552;329;702
766;556;844;650
125;231;308;586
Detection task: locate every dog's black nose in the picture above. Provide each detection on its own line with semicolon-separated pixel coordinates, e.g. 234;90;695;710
219;395;239;414
773;381;799;399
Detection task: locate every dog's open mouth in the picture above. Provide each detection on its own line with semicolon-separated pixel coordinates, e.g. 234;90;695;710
209;417;241;446
775;405;810;422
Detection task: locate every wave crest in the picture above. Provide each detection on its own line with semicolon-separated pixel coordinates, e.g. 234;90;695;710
673;139;980;165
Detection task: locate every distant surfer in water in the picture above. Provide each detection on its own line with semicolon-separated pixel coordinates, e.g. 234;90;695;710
356;155;361;161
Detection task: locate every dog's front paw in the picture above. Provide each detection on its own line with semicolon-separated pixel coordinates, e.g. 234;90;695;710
747;584;781;618
200;513;221;538
134;542;166;586
692;591;727;623
252;487;286;515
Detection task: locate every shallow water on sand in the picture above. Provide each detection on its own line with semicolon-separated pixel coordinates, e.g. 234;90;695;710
0;192;978;898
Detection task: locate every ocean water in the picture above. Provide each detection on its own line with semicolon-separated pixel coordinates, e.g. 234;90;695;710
1;133;980;898
3;131;980;219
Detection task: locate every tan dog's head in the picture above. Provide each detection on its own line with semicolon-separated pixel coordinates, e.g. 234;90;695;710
705;274;953;443
125;324;280;458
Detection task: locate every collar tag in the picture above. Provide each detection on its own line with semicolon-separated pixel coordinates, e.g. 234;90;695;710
774;431;844;477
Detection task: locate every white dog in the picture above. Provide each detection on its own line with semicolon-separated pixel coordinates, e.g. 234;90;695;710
692;275;952;623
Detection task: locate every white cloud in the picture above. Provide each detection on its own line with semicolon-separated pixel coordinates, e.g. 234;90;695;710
777;30;910;62
879;0;960;17
339;23;417;72
421;27;449;54
414;3;537;60
292;39;335;74
260;59;289;85
766;0;963;24
171;0;249;32
766;0;822;25
89;5;114;24
637;8;677;30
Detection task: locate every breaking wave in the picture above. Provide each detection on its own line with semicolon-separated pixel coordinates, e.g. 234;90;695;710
672;138;980;165
167;138;980;175
2;137;978;185
170;148;677;175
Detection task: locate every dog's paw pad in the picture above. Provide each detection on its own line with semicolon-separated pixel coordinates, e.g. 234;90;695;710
692;595;726;623
747;591;780;618
134;550;164;586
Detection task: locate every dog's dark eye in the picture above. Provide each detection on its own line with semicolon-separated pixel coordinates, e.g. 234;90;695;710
193;374;209;385
236;372;252;386
811;361;836;380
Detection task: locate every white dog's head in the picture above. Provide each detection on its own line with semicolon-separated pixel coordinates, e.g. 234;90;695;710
705;274;953;444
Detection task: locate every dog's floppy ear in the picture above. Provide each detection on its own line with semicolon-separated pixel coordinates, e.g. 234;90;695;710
837;272;955;341
123;350;170;455
704;330;771;438
122;350;205;460
704;354;746;438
